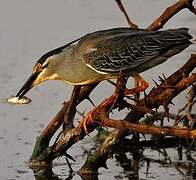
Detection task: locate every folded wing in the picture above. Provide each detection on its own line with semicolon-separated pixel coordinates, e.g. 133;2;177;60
76;28;192;73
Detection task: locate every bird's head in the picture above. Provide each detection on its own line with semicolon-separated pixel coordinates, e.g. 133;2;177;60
16;38;80;98
16;54;62;98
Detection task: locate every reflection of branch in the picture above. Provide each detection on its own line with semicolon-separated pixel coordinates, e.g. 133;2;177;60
31;165;62;180
147;0;196;30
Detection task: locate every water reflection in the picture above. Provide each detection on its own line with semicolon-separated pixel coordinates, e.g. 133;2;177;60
80;174;99;180
31;164;98;180
31;165;60;180
29;145;196;180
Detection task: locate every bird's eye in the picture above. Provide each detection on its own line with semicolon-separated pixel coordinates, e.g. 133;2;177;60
33;63;42;72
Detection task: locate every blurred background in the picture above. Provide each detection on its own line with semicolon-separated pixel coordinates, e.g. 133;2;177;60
0;0;195;179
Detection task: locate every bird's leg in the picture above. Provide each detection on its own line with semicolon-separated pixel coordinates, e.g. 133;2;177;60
79;94;118;134
106;81;122;112
107;71;128;113
134;76;140;102
79;111;94;134
124;74;149;96
80;73;127;134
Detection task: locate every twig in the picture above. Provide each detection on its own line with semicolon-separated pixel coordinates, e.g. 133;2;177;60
98;113;196;139
63;85;81;131
147;0;196;30
115;0;138;28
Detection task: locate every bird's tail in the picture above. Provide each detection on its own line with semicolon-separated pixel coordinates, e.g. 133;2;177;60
191;38;196;44
159;28;193;45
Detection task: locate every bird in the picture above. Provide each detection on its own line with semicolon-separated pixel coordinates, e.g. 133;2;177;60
16;27;192;99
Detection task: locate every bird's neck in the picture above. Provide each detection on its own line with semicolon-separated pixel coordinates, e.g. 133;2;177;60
51;45;84;83
52;45;105;85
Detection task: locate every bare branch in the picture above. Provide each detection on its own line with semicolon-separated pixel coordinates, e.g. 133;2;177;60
115;0;138;28
147;0;196;31
98;112;196;139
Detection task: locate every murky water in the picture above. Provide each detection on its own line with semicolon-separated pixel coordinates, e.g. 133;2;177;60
0;0;195;179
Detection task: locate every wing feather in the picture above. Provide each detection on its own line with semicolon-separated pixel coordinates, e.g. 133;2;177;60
76;28;192;73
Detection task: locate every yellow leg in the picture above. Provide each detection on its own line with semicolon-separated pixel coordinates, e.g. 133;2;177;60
79;94;117;134
124;74;149;96
80;111;94;134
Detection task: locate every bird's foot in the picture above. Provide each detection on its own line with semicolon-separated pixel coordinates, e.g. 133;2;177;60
124;78;149;96
79;94;117;134
79;111;94;134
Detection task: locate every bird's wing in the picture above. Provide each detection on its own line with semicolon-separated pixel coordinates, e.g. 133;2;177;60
77;28;191;73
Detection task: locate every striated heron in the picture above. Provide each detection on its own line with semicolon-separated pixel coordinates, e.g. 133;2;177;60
16;27;192;98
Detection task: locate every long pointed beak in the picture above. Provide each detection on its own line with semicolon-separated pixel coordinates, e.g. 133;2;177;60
16;72;39;98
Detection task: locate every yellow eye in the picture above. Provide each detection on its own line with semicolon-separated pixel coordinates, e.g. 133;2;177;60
33;63;42;72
